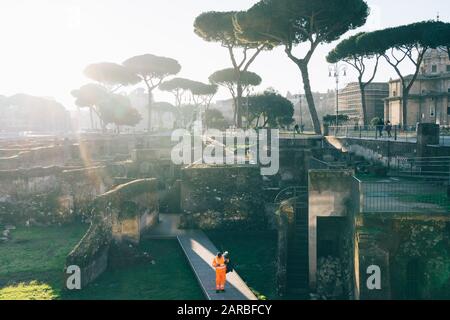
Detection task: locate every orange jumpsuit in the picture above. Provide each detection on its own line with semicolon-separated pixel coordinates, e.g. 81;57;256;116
212;256;227;290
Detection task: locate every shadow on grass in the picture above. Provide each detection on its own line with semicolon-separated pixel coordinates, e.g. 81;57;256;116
62;239;204;300
1;225;203;300
206;230;279;300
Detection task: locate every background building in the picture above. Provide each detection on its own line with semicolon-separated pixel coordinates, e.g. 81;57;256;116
338;82;389;124
287;91;335;130
213;98;235;123
0;95;71;134
128;88;177;131
385;49;450;126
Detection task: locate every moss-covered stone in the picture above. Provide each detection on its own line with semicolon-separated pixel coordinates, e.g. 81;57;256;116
179;165;266;230
357;217;450;299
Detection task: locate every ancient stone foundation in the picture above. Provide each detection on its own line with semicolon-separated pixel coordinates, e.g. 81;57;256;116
0;166;114;225
179;165;267;230
65;179;159;288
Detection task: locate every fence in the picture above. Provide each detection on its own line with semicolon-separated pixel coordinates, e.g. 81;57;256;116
328;125;417;142
274;186;308;204
309;157;347;170
329;125;450;147
390;156;450;181
440;127;450;146
279;130;318;138
356;178;450;214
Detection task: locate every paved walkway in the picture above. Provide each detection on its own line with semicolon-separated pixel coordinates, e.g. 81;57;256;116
144;214;257;300
178;231;257;300
143;214;188;239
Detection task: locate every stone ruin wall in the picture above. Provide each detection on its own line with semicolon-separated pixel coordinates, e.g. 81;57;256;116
65;179;159;288
0;134;175;170
0;166;116;225
355;215;450;300
179;165;269;230
0;135;173;289
0;134;177;225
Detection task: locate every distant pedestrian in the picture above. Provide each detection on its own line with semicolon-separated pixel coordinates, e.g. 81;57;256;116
377;118;384;138
385;121;392;138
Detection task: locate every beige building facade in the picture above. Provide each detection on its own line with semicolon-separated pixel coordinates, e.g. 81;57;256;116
385;49;450;126
338;82;389;124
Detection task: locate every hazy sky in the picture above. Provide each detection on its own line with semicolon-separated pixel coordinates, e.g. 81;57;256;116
0;0;448;109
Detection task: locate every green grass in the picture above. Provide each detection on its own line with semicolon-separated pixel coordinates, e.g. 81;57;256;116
62;240;204;300
0;223;88;294
0;281;57;300
0;226;204;300
206;231;278;300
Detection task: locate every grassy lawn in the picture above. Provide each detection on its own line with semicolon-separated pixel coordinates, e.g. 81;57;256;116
0;281;58;300
206;231;278;300
0;224;88;278
0;223;88;300
0;226;204;300
63;240;204;300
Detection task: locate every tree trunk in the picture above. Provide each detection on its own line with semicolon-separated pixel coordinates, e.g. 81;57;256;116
161;112;164;130
297;62;321;134
359;83;369;125
402;87;410;128
101;120;106;134
89;107;94;129
147;88;153;132
92;106;105;133
231;96;238;127
236;82;243;128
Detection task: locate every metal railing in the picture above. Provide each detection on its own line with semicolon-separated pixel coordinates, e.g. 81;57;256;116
390;156;450;181
328;125;417;142
440;127;450;146
330;125;450;146
274;186;308;204
356;178;450;214
279;130;318;139
309;157;347;170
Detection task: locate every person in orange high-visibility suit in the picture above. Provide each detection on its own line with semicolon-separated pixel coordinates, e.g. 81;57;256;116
212;252;228;293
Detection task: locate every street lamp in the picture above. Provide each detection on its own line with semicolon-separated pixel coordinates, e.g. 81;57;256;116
328;63;347;128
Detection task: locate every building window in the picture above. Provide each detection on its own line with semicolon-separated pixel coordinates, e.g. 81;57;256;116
392;90;397;97
430;106;435;117
447;65;450;72
448;106;450;116
432;65;437;73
